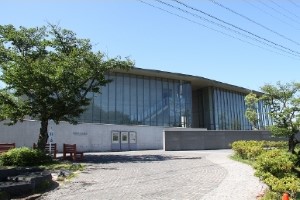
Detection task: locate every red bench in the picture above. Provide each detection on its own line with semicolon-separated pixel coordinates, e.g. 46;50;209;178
63;144;83;161
33;143;57;158
0;143;15;154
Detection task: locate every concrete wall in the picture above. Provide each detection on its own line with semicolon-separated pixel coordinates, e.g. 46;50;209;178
0;120;164;152
164;128;285;151
1;121;293;152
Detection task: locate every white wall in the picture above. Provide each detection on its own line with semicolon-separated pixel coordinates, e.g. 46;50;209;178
0;120;164;152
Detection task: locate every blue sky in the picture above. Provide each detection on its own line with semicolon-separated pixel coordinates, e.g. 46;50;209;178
1;0;299;91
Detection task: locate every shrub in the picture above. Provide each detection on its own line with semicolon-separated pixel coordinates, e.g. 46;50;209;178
0;147;52;166
231;140;289;161
260;189;281;200
231;140;264;160
232;141;299;198
254;149;300;198
264;175;300;197
263;141;288;150
254;149;297;178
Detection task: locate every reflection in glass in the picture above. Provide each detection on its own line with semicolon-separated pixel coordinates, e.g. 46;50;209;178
79;73;192;128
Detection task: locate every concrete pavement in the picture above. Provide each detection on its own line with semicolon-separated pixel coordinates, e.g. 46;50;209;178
40;150;264;200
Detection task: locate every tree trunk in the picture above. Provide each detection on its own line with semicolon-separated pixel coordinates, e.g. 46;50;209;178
288;134;297;154
37;119;48;150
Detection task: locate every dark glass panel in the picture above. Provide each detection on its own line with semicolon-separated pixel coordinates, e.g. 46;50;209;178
100;74;109;123
108;73;116;124
144;77;150;125
214;88;219;130
162;79;170;126
228;92;234;129
169;80;176;127
184;82;192;127
174;81;181;127
156;78;164;126
150;78;157;126
115;73;124;124
123;74;130;124
92;92;101;123
137;76;144;124
130;75;138;124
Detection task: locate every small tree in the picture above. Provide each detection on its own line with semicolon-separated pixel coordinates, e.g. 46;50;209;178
245;82;300;153
245;92;259;130
0;24;134;149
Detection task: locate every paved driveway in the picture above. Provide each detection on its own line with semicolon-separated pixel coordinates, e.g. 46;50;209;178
40;150;264;200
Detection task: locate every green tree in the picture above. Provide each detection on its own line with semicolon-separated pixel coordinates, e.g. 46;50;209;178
245;92;259;130
0;24;134;149
245;82;300;153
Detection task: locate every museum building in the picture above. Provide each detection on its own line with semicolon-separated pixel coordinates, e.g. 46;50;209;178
78;67;271;130
0;67;273;152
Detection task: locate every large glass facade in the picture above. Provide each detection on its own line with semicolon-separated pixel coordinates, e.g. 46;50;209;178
212;88;251;130
78;71;270;130
79;72;192;127
211;87;270;130
192;87;270;130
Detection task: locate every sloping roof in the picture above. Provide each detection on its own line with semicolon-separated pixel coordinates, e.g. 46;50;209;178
114;67;262;95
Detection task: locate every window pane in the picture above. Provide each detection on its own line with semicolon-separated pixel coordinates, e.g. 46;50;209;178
108;73;116;124
123;75;130;124
150;78;157;126
115;73;123;124
93;92;101;123
162;79;170;126
100;75;109;123
137;76;144;124
130;75;138;124
144;78;150;125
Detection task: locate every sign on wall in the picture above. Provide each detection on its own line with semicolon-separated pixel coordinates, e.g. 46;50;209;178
48;127;55;144
129;131;137;143
112;131;120;144
121;132;129;143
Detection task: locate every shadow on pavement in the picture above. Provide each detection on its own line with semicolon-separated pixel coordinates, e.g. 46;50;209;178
80;154;202;164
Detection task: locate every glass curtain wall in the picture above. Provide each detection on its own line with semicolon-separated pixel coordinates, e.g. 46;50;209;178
212;87;271;130
212;88;252;130
79;72;192;127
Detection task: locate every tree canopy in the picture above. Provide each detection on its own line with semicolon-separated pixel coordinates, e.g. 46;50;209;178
245;82;300;153
0;24;134;148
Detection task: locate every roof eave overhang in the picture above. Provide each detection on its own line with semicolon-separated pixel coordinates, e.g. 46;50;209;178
113;67;262;95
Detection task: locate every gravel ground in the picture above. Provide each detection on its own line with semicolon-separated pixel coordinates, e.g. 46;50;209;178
39;150;265;200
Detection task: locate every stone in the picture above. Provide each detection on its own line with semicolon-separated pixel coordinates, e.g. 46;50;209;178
0;167;52;198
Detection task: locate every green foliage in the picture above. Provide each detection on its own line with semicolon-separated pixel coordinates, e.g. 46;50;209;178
231;140;287;161
254;149;297;178
264;176;300;195
263;141;288;150
232;140;264;160
42;162;85;182
0;91;28;125
43;162;85;171
0;24;134;124
0;147;52;166
232;140;300;198
261;82;300;135
260;190;281;200
254;149;300;197
230;154;254;166
245;93;259;129
0;24;134;148
245;82;300;153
